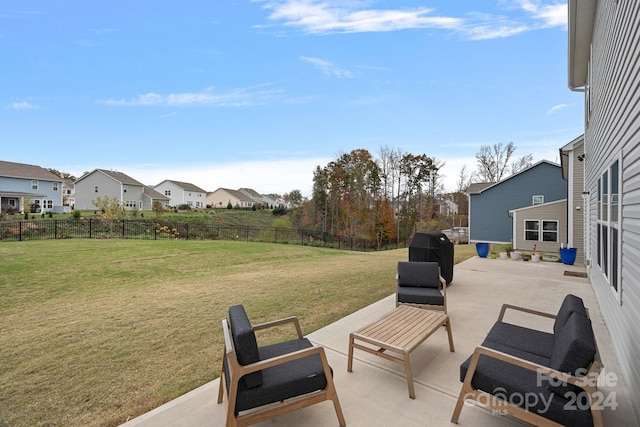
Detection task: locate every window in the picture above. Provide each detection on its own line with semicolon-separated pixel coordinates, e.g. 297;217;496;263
524;220;558;242
542;221;558;242
597;159;621;294
532;195;544;205
32;180;39;190
165;190;171;196
94;186;99;193
45;200;53;209
123;185;128;193
52;182;59;191
525;220;539;241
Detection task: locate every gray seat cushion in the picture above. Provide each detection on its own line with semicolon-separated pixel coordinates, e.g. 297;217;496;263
233;338;328;414
396;285;444;306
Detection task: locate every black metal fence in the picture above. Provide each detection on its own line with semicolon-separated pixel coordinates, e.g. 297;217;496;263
0;219;401;251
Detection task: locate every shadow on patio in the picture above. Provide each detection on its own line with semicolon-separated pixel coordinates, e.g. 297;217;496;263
121;256;638;427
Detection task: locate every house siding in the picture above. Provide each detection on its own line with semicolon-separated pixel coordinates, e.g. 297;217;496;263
75;170;144;210
511;200;568;253
469;162;567;243
569;142;586;265
74;173;119;210
154;180;207;208
207;188;254;209
575;0;640;418
0;161;64;212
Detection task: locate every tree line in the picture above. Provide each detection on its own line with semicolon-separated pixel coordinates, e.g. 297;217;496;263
285;142;532;246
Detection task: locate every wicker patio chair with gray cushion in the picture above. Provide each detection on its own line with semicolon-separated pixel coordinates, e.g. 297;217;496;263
217;305;346;427
396;261;447;313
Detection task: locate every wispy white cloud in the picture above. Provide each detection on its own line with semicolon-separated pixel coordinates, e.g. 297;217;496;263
76;28;118;48
257;1;462;34
255;0;567;39
102;85;283;107
92;28;118;35
6;100;39;110
159;111;178;119
513;1;567;28
76;39;96;48
300;56;354;78
548;103;570;114
464;24;529;40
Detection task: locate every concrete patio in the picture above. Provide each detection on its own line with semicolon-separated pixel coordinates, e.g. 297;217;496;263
121;256;639;427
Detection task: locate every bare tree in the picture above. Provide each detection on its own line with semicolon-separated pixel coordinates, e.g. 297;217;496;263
377;145;403;202
456;165;471;193
511;153;534;175
474;142;532;183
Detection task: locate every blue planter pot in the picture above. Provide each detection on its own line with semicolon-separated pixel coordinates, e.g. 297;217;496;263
560;248;577;265
475;242;490;258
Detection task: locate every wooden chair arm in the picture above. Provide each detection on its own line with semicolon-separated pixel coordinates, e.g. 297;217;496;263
463;345;601;392
237;345;328;376
497;304;557;322
253;316;303;339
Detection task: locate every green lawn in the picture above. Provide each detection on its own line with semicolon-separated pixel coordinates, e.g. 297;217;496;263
0;240;475;427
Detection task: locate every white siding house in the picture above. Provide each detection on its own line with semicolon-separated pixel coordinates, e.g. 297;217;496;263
569;0;640;420
153;180;207;208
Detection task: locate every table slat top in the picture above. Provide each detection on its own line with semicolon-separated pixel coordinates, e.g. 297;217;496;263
352;305;448;352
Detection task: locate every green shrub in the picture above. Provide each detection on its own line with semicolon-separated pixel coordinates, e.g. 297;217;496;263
272;206;287;216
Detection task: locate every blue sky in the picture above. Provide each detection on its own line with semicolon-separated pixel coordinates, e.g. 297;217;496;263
1;1;583;195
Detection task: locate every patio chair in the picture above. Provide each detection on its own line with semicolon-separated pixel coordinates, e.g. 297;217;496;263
396;261;447;313
217;304;346;427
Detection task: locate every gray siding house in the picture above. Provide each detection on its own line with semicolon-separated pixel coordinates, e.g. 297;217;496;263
75;169;147;211
468;160;567;244
0;160;64;213
569;0;640;419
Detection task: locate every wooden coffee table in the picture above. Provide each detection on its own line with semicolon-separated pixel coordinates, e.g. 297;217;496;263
347;304;454;398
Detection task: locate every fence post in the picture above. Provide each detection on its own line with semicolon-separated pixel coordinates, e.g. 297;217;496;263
19;221;22;241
